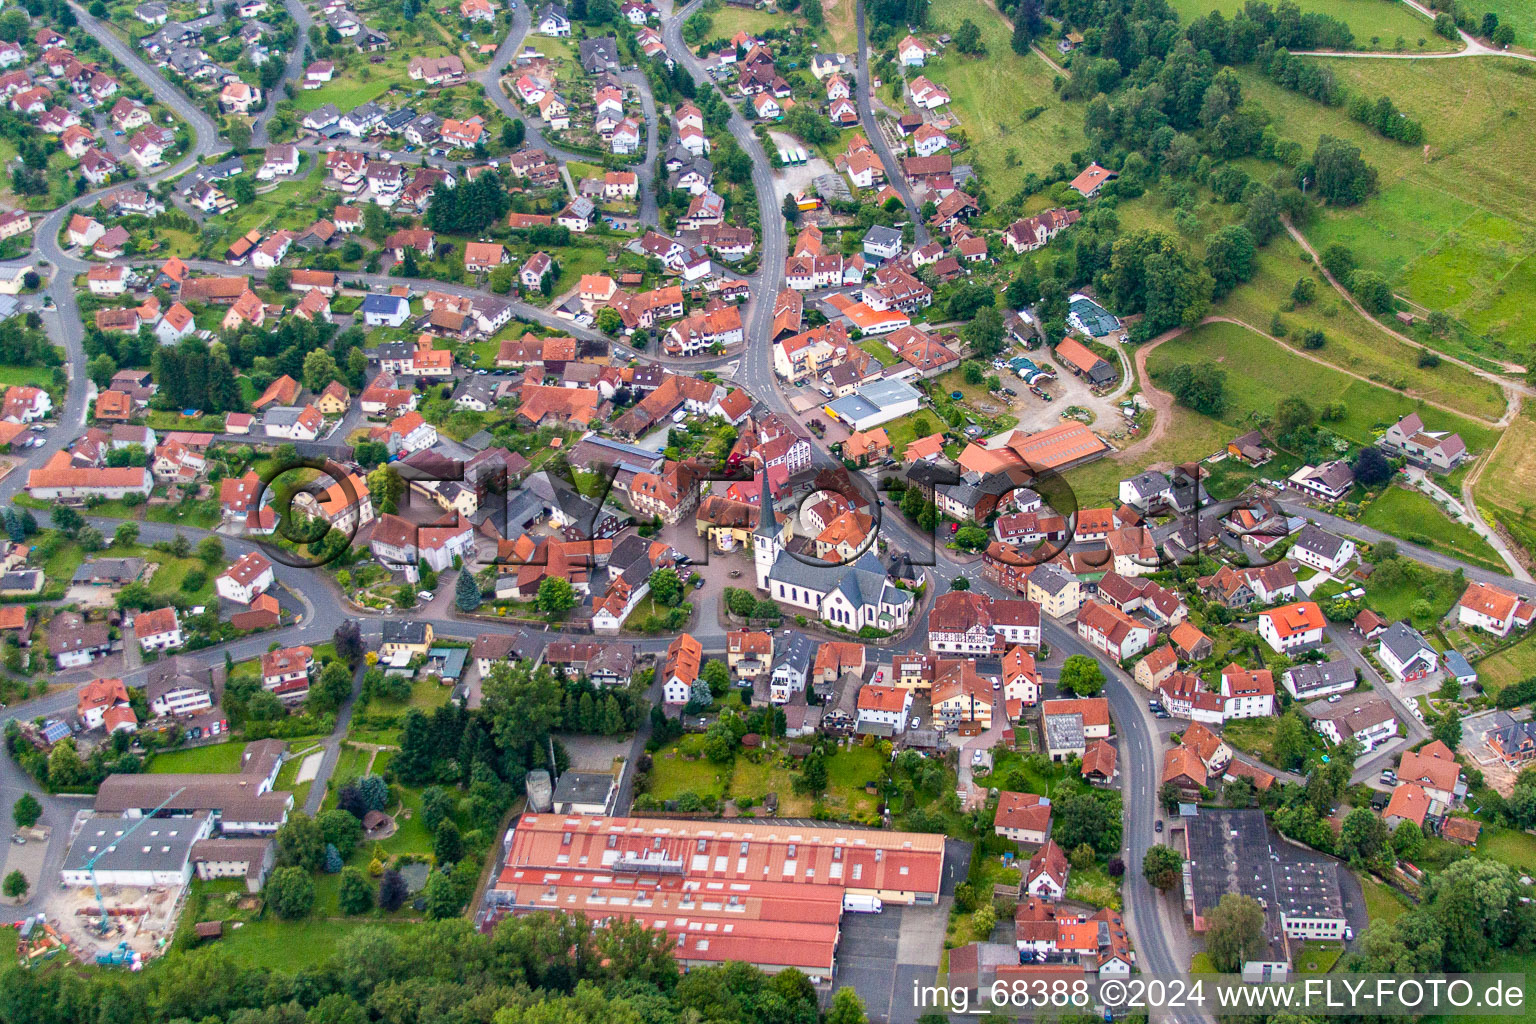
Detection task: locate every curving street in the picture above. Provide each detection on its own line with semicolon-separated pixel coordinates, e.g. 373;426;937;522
854;0;929;247
252;0;317;149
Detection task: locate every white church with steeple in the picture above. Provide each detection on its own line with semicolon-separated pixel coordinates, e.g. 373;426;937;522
751;478;914;633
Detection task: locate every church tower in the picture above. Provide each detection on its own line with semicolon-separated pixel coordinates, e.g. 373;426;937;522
753;471;779;590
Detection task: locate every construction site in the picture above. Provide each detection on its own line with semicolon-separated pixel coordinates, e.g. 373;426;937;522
37;875;184;966
13;808;199;968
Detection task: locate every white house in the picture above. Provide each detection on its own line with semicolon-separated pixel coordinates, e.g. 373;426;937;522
855;684;911;733
897;35;935;67
1023;839;1069;900
360;293;411;327
215;550;275;605
1456;580;1535;637
1219;665;1276;719
1289;524;1355;575
537;3;571;36
133;607;183;653
1377;621;1438;683
1257;602;1325;653
1306;697;1398;752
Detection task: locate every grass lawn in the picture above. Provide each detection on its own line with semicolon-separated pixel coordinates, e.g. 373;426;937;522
1191;952;1216;973
859;338;901;368
38;539;84;598
1439;949;1536;1024
200;917;419;970
1144;321;1501;450
1063;862;1122;911
1064;404;1231;506
1233;56;1536;363
648;738;729;801
1220;716;1281;764
1358;485;1505;572
1295;940;1343;974
1214;231;1508;423
368;677;453;715
919;0;1087;198
1477;826;1536;874
1168;0;1455;51
702;5;789;42
145;501;223;530
881;409;946;457
0;365;58;389
1363;562;1463;629
199;161;332;256
731;753;814;817
1476;0;1536;49
293;53;421;112
1359;873;1410;927
147;741;246;774
823;744;885;820
1470;631;1536;696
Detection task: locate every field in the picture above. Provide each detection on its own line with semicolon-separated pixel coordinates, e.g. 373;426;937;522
1358;485;1505;572
1234;56;1536;363
1476;0;1536;50
1472;401;1536;562
1142;321;1500;451
824;0;856;51
147;742;245;774
1063;404;1231;507
1215;230;1507;422
1168;0;1456;51
919;0;1087;199
1470;630;1536;695
293;41;476;113
702;4;789;42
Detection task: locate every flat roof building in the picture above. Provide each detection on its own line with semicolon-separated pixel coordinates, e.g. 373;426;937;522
1182;808;1346;978
61;812;212;888
487;814;945;978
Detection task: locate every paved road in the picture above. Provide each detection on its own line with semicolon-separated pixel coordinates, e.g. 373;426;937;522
661;0;791;424
252;0;316;148
1275;498;1536;597
854;1;929;247
479;0;660;228
1406;466;1529;581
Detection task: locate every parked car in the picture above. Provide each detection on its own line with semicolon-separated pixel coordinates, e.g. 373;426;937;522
417;591;434;601
1155;820;1164;833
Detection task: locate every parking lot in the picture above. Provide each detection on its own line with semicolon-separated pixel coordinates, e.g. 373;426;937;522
991;354;1133;437
831;838;971;1023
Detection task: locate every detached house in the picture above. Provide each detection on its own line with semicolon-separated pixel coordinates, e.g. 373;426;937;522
1456;580;1535;637
133;606;183;653
1381;413;1466;473
1257;602;1325;653
1377;621;1438;683
1289;524;1356;575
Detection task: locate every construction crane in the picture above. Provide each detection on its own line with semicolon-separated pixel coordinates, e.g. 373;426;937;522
82;788;185;937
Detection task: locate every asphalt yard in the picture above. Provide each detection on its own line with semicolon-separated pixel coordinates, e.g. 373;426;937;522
831;837;972;1023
